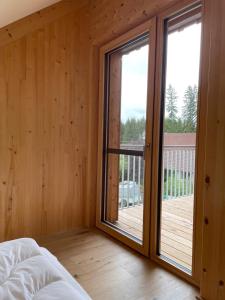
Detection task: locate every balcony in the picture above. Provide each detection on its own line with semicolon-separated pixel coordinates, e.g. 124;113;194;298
115;145;195;270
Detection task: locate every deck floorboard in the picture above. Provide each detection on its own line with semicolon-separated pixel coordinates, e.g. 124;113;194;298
116;196;193;270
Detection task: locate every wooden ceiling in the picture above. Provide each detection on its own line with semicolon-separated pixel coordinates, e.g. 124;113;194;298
0;0;61;28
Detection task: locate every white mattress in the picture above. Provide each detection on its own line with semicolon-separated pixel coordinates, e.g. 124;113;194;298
0;238;91;300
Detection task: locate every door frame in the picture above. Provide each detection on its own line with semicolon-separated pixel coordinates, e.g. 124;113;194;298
96;18;157;256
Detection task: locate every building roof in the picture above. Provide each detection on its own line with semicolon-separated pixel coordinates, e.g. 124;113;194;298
164;133;196;146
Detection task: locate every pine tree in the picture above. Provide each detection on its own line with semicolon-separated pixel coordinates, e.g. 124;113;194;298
166;84;178;120
164;117;185;133
182;85;198;132
121;117;146;143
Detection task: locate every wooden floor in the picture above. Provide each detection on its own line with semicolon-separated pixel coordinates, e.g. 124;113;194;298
117;196;193;270
39;230;199;300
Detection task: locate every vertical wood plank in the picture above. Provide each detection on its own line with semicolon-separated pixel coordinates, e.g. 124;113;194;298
200;0;225;298
0;4;90;241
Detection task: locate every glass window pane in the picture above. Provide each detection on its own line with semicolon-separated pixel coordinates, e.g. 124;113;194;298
120;44;149;149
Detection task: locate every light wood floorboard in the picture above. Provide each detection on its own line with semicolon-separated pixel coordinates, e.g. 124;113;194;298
39;230;198;300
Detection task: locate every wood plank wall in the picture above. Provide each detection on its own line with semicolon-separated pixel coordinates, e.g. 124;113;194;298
200;0;225;299
0;1;91;241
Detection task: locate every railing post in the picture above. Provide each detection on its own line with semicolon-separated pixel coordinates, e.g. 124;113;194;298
170;150;173;199
174;150;177;198
133;156;135;207
121;154;125;209
178;150;181;197
185;149;188;196
138;156;141;204
182;150;185;196
127;155;130;208
189;150;192;195
162;151;165;200
166;150;169;199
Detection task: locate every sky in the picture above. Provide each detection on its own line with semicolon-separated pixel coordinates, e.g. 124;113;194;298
120;22;202;122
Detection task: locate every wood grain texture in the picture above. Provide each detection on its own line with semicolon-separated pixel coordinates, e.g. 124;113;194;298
0;0;89;47
38;230;200;300
106;53;121;222
200;0;225;299
0;3;91;241
90;0;179;46
0;1;224;297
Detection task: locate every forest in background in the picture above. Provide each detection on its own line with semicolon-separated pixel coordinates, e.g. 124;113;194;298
121;84;198;144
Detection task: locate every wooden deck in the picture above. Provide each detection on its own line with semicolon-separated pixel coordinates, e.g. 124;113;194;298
116;196;193;270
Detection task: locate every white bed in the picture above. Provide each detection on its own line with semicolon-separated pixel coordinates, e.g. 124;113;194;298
0;238;91;300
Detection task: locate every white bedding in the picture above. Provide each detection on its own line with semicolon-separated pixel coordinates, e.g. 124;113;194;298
0;238;91;300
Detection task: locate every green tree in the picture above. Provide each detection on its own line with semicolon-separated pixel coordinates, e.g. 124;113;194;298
121;117;145;143
166;84;178;120
164;117;185;133
182;85;198;132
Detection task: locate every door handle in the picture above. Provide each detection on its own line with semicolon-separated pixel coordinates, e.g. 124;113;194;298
143;143;151;160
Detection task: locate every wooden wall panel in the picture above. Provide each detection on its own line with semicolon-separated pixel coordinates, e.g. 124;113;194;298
200;0;225;299
0;0;88;48
0;3;91;241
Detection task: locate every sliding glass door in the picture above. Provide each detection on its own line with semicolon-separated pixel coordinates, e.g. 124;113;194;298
157;5;202;273
97;19;156;254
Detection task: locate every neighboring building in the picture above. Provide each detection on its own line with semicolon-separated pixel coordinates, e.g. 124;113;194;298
163;133;196;173
121;133;196;173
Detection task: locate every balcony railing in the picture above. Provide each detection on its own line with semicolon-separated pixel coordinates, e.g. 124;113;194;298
119;154;144;209
119;145;195;209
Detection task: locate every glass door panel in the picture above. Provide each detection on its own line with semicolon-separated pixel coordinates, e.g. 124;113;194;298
103;34;149;243
158;7;202;272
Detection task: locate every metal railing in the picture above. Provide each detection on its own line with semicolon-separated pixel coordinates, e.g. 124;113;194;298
162;146;195;200
119;154;144;209
119;146;195;209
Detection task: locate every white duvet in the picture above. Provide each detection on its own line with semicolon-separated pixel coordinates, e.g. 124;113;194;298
0;238;91;300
